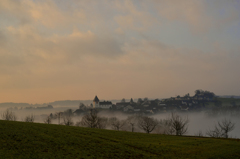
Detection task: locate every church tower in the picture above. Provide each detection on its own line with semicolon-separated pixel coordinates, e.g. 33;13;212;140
93;96;100;108
130;98;134;104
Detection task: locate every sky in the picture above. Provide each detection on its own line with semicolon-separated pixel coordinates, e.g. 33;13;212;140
0;0;240;103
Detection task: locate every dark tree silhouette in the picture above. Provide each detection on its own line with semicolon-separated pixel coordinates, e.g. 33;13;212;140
81;109;107;129
137;98;143;103
207;118;235;138
121;98;126;103
44;115;52;124
138;116;158;134
25;114;35;122
1;109;17;121
218;118;235;138
55;112;62;125
109;117;125;131
170;113;189;136
126;115;139;132
62;115;74;126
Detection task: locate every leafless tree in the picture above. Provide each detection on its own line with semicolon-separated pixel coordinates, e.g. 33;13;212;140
126;115;141;132
1;109;17;121
206;125;222;138
63;109;73;116
25;114;35;122
55;112;62;125
109;117;126;131
81;109;98;128
81;109;107;129
97;117;108;129
206;118;235;138
138;116;158;134
159;119;174;135
218;118;235;138
44;115;52;124
62;115;74;126
170;113;189;136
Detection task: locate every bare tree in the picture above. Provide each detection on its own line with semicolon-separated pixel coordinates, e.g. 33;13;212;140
81;109;98;128
25;114;35;122
159;119;174;135
218;118;235;138
1;109;17;121
63;109;73;116
207;118;235;138
126;115;141;132
55;112;62;125
44;115;52;124
206;125;222;138
170;113;189;136
109;117;125;131
81;109;107;129
138;116;158;134
96;117;108;129
62;115;74;126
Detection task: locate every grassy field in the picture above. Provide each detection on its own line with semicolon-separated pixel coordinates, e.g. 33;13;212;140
0;120;240;159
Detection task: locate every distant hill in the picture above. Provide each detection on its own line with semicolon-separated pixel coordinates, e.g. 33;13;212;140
0;99;123;109
49;100;90;107
0;100;91;108
0;102;31;108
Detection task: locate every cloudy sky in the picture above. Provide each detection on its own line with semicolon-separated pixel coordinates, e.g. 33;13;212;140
0;0;240;103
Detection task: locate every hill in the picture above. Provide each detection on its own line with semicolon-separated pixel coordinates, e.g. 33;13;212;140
205;97;240;108
0;120;240;158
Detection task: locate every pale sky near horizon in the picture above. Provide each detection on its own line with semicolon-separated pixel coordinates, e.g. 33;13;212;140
0;0;240;103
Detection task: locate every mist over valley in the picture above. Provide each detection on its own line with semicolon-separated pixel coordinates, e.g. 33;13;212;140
1;90;240;138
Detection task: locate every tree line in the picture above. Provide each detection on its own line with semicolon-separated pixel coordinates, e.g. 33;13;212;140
1;109;235;138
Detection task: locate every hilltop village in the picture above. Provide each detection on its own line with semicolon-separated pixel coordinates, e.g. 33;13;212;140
74;90;217;115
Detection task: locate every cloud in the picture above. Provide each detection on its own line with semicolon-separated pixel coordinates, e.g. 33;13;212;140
0;0;240;102
0;0;86;29
113;0;158;32
26;0;86;28
0;25;123;76
149;0;240;34
0;0;32;26
51;29;124;60
0;30;6;46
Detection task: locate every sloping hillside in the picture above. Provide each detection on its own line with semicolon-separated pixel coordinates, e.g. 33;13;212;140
0;120;240;158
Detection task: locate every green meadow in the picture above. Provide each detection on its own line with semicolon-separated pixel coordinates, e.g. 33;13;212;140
0;120;240;159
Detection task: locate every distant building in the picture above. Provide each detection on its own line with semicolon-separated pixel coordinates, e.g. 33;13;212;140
116;98;136;110
93;96;100;108
123;105;134;112
92;96;112;109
